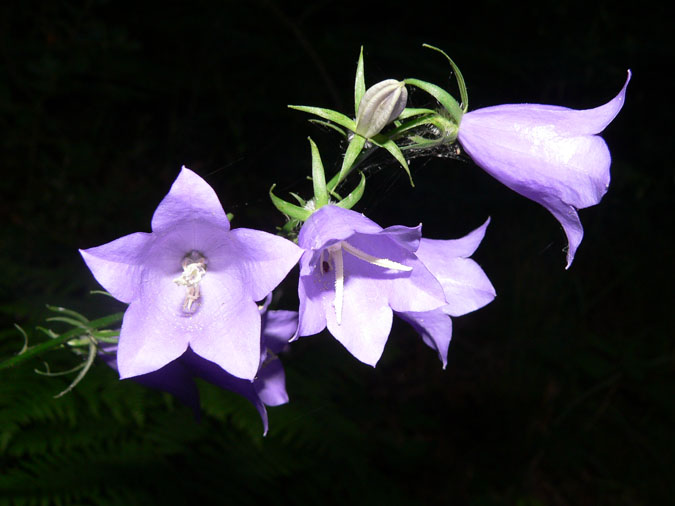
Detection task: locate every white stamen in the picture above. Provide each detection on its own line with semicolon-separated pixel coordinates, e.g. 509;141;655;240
341;242;412;272
173;252;207;313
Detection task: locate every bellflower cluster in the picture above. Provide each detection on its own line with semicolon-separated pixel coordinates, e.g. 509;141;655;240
7;45;628;434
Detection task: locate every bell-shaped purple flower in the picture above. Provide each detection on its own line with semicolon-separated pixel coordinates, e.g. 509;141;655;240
81;167;303;381
296;205;493;367
457;72;631;268
396;219;496;368
100;308;298;435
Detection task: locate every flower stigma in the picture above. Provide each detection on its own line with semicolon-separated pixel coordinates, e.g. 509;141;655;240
322;241;412;325
173;251;208;313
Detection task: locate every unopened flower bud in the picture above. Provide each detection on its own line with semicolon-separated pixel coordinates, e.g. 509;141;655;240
354;79;408;138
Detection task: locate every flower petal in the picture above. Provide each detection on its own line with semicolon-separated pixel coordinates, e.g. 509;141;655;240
324;275;394;367
79;232;153;303
346;233;446;313
254;358;289;407
188;274;262;380
181;348;270;435
228;228;303;301
397;309;453;368
262;310;298;353
116;299;190;379
415;219;496;316
151;166;231;233
298;205;382;251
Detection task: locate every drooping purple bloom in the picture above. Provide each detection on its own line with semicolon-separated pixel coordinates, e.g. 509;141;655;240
296;204;493;366
396;219;496;368
81;167;303;380
457;72;631;268
100;308;298;435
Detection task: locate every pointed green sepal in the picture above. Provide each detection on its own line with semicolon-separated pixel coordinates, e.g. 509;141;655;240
308;119;348;138
269;184;312;221
354;46;366;115
403;78;463;125
331;134;367;191
309;137;329;208
371;137;414;186
289;192;306;206
288;105;356;131
335;172;366;210
398;107;438;120
422;44;468;113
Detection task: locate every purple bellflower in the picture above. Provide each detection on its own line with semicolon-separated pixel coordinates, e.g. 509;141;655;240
100;307;297;435
81;167;303;381
395;219;496;368
296;205;494;366
457;72;631;268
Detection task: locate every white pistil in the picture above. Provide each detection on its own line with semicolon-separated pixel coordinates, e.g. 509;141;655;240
327;244;344;324
325;241;412;326
173;252;207;313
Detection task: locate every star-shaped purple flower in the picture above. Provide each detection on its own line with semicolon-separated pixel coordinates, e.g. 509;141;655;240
100;308;297;435
81;167;303;381
396;219;496;368
457;71;631;268
296;205;493;366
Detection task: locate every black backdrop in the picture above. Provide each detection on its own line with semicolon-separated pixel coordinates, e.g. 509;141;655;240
1;1;672;504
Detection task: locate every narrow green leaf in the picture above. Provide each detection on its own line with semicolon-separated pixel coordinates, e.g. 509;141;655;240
335;172;366;210
403;78;463;124
354;46;366;115
14;324;28;354
45;316;90;329
269;185;312;221
422;44;469;112
54;340;98;398
308;138;329;207
0;312;124;371
288;105;356;131
46;305;89;324
332;135;367;192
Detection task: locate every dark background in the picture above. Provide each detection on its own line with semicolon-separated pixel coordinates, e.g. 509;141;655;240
1;1;672;504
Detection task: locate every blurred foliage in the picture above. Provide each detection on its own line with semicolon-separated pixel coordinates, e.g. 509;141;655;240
0;0;673;505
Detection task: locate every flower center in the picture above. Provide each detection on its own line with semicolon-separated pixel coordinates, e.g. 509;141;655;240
321;241;411;325
173;251;207;313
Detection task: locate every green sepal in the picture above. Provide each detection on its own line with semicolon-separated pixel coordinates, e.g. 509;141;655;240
288;105;356;132
354;46;366;115
371;136;414;186
335;172;366;210
422;44;468;112
403;78;463;125
226;212;234;222
308;137;329;208
386;114;438;139
269;184;312;221
331;134;367;191
289;192;306;206
398;107;437;119
308;119;348;138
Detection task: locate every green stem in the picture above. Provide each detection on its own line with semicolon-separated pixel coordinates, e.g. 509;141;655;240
0;312;124;371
